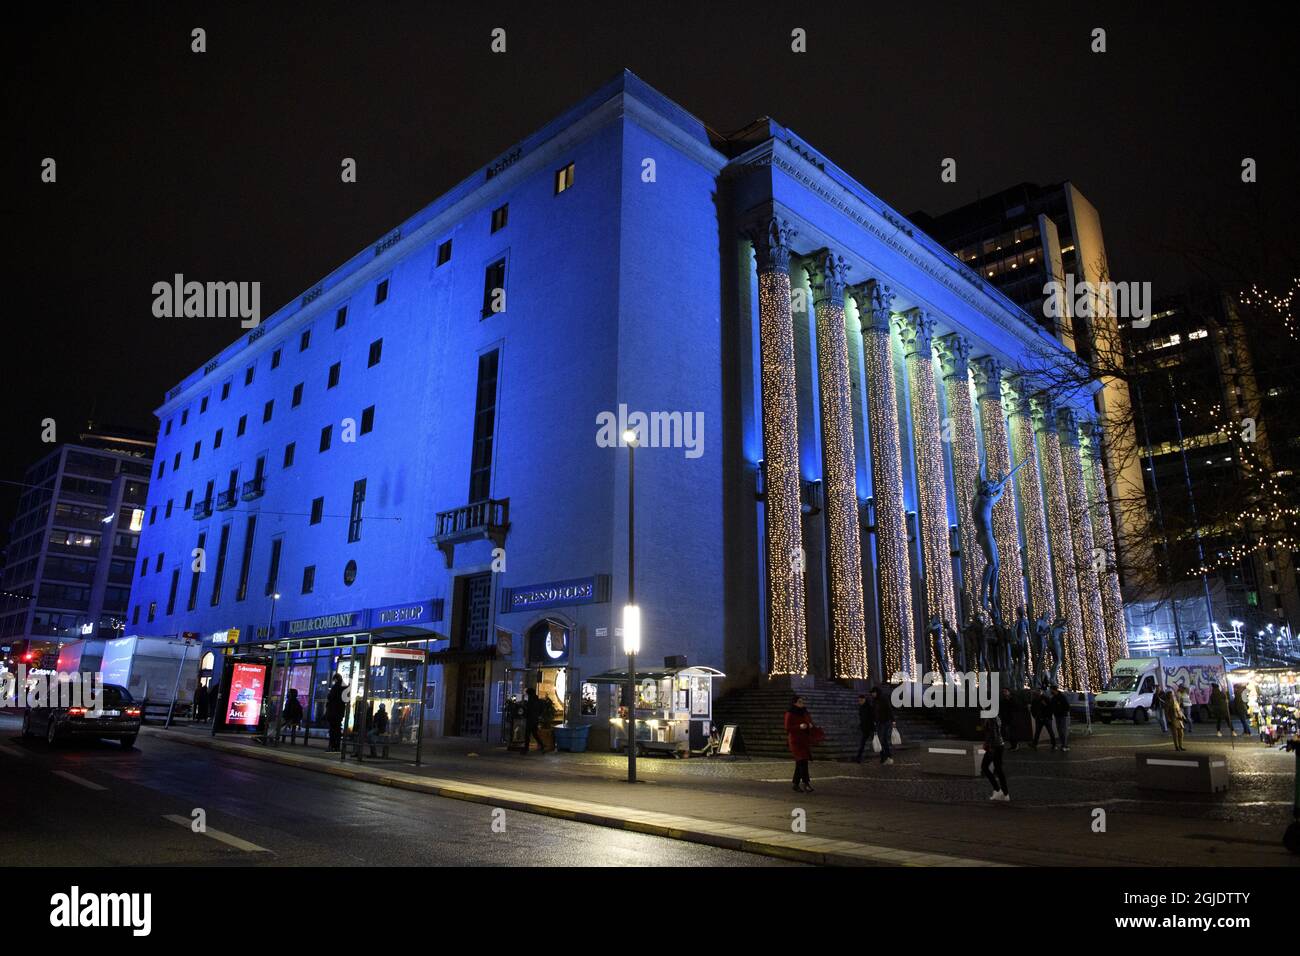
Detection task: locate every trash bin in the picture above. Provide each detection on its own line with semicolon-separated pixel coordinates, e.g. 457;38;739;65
553;724;591;753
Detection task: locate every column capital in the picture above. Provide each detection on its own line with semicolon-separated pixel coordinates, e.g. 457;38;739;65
971;355;1005;402
1057;407;1081;445
1030;393;1057;433
803;251;851;308
894;308;938;359
934;332;972;381
745;217;798;274
848;280;894;331
1079;419;1105;459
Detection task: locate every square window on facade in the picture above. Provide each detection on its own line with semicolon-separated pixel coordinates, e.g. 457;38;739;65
437;240;452;266
193;440;201;460
491;204;509;233
335;306;347;329
221;381;231;400
482;259;506;317
245;365;255;386
165;419;173;436
200;396;209;413
149;506;157;526
300;328;311;351
184;489;193;509
368;339;382;367
328;362;341;389
555;162;574;194
158;460;165;478
320;425;332;452
263;399;274;423
237;415;247;437
214;428;223;449
173;451;180;470
302;565;315;594
283;442;296;468
165;499;173;518
310;496;324;525
360;405;375;434
181;409;189;426
375;279;389;305
292;382;304;407
271;348;281;370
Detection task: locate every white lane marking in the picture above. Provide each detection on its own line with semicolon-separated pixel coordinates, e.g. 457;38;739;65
163;814;271;853
51;770;107;791
0;742;27;759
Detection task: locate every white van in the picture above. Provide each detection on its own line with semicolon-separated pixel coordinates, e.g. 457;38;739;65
1093;654;1227;724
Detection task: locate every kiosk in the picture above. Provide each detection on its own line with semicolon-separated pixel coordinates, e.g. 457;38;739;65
587;662;724;757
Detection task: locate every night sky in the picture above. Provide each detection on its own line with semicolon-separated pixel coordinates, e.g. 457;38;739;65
4;1;1296;539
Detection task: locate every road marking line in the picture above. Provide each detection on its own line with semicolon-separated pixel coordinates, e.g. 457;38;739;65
51;770;106;791
0;743;27;759
163;814;271;852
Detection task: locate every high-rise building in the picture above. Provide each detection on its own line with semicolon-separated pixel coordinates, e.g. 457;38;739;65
127;72;1130;745
0;425;154;664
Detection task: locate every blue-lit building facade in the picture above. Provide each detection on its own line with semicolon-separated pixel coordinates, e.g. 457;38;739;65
128;72;1130;744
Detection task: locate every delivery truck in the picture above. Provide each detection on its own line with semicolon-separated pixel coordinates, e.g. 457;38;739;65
96;636;201;716
1093;653;1228;724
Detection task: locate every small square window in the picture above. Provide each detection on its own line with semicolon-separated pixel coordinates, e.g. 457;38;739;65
310;497;324;525
149;506;157;526
157;460;165;478
302;565;315;594
200;396;209;413
173;451;181;470
140;558;147;578
437;240;452;266
300;328;311;352
555;162;574;194
237;415;247;437
192;440;201;461
328;362;341;389
156;553;164;573
374;278;389;305
165;419;173;436
283;442;296;468
181;409;189;426
320;425;332;452
335;306;348;329
292;382;304;407
214;428;223;449
221;381;231;401
360;405;375;435
263;399;274;423
244;365;255;386
184;489;193;509
271;348;281;370
482;258;506;317
368;339;383;367
491;203;509;233
165;499;174;518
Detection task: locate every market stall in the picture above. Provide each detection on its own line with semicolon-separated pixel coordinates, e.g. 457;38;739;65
1229;667;1299;747
586;663;724;757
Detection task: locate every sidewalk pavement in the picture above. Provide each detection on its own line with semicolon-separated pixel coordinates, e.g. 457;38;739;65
142;721;1299;868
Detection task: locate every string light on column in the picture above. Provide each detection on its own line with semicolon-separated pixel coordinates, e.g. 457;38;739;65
973;356;1026;627
851;281;915;680
1007;379;1056;680
1059;409;1110;690
1033;394;1086;690
746;217;808;676
806;252;868;679
936;334;981;626
1081;421;1130;662
898;309;959;674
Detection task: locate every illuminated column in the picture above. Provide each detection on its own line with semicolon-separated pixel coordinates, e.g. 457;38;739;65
935;334;980;624
1080;421;1129;662
1032;395;1087;689
972;356;1025;626
805;253;868;679
1006;379;1056;665
897;310;958;671
746;217;808;676
850;281;915;679
1060;409;1111;690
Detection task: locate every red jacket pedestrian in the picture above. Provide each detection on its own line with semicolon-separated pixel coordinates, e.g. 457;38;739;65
785;696;816;792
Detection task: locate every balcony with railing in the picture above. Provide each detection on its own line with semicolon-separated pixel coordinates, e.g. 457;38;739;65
216;488;238;511
241;475;265;501
193;498;213;520
432;498;509;567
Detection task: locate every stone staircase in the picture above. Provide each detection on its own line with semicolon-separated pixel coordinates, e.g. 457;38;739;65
713;678;951;759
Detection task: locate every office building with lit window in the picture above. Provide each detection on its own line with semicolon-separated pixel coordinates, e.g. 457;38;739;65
0;425;154;665
128;72;1132;745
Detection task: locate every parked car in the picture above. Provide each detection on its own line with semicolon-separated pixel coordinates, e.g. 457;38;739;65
22;683;142;748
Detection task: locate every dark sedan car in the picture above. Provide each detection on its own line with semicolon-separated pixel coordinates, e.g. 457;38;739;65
22;683;142;748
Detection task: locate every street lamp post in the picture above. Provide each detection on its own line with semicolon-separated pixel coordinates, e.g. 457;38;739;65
266;593;282;744
623;428;639;784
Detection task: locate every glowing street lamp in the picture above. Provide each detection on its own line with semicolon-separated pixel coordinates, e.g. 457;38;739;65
623;428;639;783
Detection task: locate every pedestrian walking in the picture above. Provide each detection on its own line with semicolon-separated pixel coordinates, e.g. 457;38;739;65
1152;687;1168;733
855;693;875;763
192;682;208;723
981;715;1010;802
1164;688;1187;751
1000;687;1020;751
1050;684;1071;752
325;674;345;751
1210;684;1231;737
207;681;219;723
1030;687;1056;749
1230;686;1251;736
281;687;305;744
785;695;817;792
521;688;547;755
1177;682;1194;733
873;685;896;765
367;703;390;756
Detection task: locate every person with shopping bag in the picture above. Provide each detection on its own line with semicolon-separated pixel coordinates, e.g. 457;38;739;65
872;685;898;765
784;695;821;792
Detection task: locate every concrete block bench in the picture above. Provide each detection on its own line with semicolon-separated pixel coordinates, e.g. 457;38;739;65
920;742;984;776
1135;752;1229;793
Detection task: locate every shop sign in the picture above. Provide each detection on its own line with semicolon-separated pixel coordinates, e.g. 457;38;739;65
372;598;443;628
500;575;609;613
281;610;367;638
210;628;239;645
